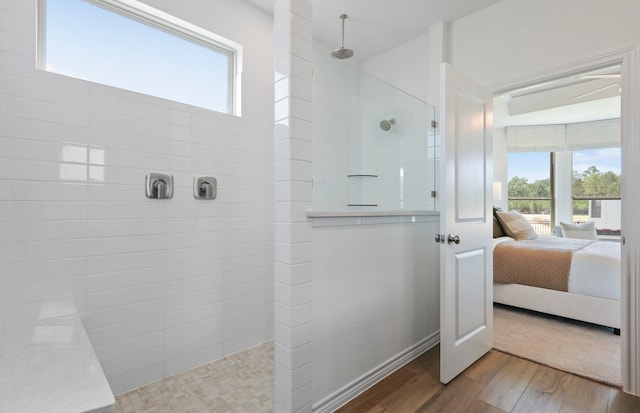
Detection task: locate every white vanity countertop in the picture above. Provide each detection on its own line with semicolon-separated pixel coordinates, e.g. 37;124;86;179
0;318;115;413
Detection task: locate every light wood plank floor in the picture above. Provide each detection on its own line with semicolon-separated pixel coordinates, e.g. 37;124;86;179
337;346;640;413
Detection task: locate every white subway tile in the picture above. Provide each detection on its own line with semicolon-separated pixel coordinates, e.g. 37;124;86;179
5;276;85;305
164;288;224;313
87;202;165;220
274;302;312;329
85;299;165;330
87;234;166;256
1;94;89;127
88;250;164;274
165;301;223;328
165;315;223;345
275;281;312;307
223;253;270;272
86;314;165;347
274;263;312;287
0;219;86;242
108;363;165;396
86;267;164;293
0;180;87;202
165;273;223;297
101;345;165;379
1;257;86;284
0;29;32;58
92;330;164;363
223;330;270;356
165;343;224;377
224;291;269;314
223;267;269;287
274;321;312;349
86;282;164;312
0;238;87;264
291;34;312;63
164;330;223;360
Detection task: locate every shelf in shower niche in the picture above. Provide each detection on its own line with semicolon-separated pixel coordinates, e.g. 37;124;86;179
347;204;378;207
347;174;378;178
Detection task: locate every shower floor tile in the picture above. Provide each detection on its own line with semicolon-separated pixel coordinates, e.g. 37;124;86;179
114;341;273;413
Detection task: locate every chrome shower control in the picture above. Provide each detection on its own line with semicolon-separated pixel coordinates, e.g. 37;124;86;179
145;173;173;199
193;176;217;200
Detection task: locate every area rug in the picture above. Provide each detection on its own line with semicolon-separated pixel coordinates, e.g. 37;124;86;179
493;304;621;386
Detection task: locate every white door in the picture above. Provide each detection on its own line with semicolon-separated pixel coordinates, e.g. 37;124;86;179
439;62;493;384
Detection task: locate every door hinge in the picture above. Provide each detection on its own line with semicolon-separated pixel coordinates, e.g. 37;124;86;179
431;190;437;198
431;120;437;128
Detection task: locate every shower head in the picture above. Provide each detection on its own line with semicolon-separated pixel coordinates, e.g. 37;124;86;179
379;118;396;131
331;14;354;59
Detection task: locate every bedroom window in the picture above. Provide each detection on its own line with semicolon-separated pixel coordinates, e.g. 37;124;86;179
507;152;554;235
572;148;621;238
37;0;242;115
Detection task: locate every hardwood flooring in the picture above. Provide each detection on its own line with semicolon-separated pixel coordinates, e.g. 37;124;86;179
336;346;640;413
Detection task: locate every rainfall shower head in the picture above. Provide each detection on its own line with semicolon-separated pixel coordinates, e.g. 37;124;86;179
331;14;354;59
379;118;396;131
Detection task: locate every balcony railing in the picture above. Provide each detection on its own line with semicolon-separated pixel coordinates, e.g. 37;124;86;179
522;217;621;239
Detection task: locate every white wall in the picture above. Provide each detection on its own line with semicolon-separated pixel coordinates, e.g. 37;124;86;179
360;33;430;102
312;218;439;407
0;0;274;394
449;0;640;89
311;33;440;409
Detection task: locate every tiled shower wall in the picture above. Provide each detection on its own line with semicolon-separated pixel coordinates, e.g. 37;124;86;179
0;0;274;394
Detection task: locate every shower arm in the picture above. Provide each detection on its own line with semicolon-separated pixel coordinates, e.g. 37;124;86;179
339;14;347;49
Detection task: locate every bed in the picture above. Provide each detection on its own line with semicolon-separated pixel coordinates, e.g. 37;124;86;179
492;212;621;330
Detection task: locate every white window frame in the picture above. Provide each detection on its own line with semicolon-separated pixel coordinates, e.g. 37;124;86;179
36;0;243;116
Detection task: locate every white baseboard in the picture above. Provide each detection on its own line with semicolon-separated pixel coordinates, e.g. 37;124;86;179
312;331;440;413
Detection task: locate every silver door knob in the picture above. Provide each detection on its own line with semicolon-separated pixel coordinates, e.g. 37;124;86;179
447;234;460;245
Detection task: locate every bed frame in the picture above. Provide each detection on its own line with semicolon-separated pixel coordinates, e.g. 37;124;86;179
494;283;621;330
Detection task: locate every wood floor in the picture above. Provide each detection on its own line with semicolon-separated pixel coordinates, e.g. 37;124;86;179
336;346;640;413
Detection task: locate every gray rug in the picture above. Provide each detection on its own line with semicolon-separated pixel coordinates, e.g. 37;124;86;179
493;304;621;386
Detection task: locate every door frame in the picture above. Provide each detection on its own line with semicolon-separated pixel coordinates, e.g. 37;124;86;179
486;45;640;395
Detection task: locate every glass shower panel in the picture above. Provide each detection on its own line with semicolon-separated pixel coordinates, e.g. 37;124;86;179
312;59;437;211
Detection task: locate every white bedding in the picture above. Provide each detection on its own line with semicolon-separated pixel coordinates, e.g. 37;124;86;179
493;236;621;301
570;240;620;300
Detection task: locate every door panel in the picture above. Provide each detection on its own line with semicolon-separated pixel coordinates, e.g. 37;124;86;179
440;63;493;384
456;249;487;341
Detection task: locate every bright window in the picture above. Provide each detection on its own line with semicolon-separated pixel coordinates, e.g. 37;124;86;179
572;148;621;235
38;0;242;115
507;152;553;235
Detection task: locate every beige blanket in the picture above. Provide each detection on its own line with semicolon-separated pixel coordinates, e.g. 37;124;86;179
494;237;594;292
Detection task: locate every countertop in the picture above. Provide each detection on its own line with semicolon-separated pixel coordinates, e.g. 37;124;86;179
0;317;114;413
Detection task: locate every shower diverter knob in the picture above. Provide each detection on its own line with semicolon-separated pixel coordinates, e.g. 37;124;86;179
145;173;173;199
194;176;217;200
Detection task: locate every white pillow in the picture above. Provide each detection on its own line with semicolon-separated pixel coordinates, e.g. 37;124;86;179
559;221;598;240
495;210;537;241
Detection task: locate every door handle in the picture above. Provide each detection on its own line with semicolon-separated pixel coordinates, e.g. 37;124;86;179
447;234;460;245
435;234;445;244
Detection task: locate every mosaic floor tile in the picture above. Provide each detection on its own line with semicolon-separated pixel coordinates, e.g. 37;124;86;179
114;341;273;413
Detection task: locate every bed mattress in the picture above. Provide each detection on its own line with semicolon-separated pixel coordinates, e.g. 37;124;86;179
493;236;621;301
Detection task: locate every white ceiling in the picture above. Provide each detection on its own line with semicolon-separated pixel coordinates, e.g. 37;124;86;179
246;0;621;126
246;0;504;60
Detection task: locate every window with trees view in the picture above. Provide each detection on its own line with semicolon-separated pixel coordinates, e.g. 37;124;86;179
507;152;553;234
507;148;621;237
572;148;621;236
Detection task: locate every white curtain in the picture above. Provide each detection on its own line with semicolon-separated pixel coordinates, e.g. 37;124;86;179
506;118;620;152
